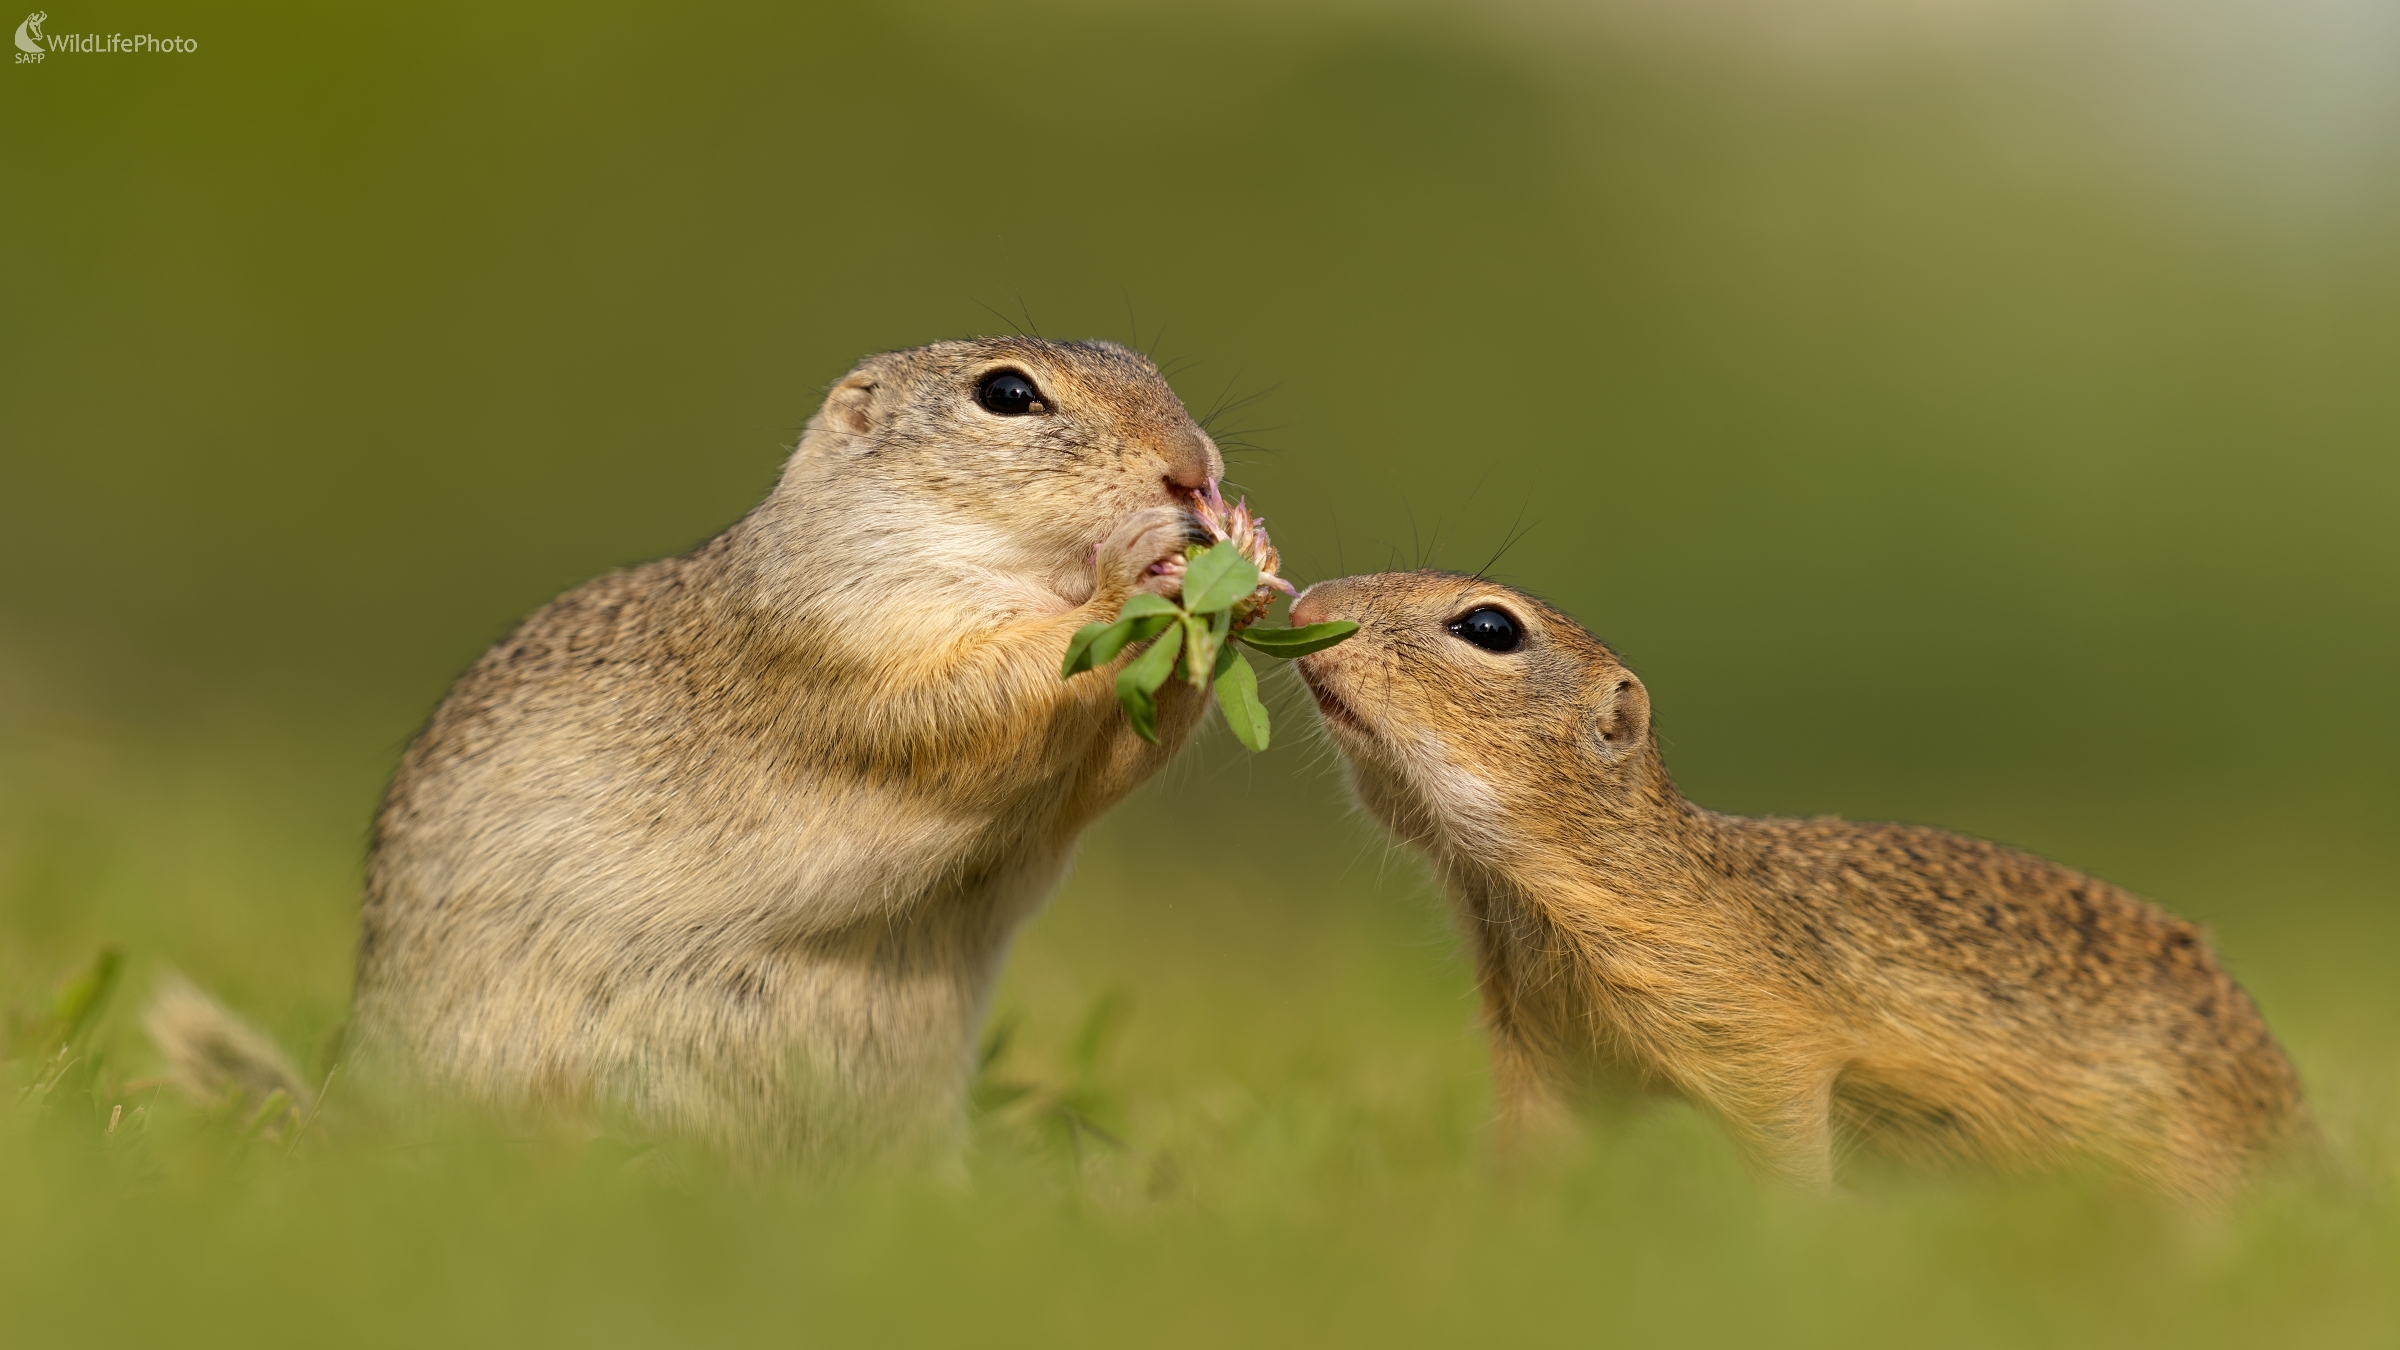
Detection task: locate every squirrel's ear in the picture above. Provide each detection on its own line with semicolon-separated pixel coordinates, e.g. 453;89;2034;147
822;373;880;438
1583;672;1650;764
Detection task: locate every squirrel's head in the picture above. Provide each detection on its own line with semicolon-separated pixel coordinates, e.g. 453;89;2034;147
778;337;1222;605
1290;571;1663;855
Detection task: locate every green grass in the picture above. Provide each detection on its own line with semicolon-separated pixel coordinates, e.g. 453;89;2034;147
5;0;2397;1342
3;713;2395;1348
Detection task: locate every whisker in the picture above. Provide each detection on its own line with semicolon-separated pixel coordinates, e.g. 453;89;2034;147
974;298;1027;336
1472;506;1537;582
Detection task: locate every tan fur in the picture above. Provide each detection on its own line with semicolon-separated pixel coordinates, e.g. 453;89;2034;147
1292;571;2311;1199
145;973;314;1116
352;338;1222;1163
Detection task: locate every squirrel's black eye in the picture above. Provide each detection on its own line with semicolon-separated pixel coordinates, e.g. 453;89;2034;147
977;370;1048;416
1448;607;1522;653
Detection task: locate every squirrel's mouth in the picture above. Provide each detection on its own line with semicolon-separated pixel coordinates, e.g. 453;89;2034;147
1298;667;1367;735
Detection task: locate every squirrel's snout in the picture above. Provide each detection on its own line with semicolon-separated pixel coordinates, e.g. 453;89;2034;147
1158;428;1222;492
1290;579;1362;629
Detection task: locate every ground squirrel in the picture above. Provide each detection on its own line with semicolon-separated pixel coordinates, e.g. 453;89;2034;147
346;338;1222;1162
1290;571;2310;1198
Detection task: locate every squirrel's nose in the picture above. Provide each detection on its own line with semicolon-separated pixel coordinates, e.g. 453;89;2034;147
1290;577;1364;630
1160;428;1221;492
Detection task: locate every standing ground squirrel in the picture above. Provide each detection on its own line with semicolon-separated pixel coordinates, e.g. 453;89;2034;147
1291;571;2311;1198
347;338;1222;1162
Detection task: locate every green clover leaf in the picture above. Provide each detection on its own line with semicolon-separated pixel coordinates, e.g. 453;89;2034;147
1180;541;1261;615
1236;620;1359;658
1213;651;1271;752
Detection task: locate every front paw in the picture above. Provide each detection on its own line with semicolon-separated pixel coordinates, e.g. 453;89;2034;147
1093;505;1200;605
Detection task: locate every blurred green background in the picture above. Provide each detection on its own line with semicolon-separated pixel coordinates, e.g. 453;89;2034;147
3;0;2396;1344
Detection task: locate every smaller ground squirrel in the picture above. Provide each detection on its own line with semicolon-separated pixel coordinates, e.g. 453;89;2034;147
1290;570;2311;1198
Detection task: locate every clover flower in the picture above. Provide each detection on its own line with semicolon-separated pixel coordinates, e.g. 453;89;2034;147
1072;483;1355;752
1190;481;1295;624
